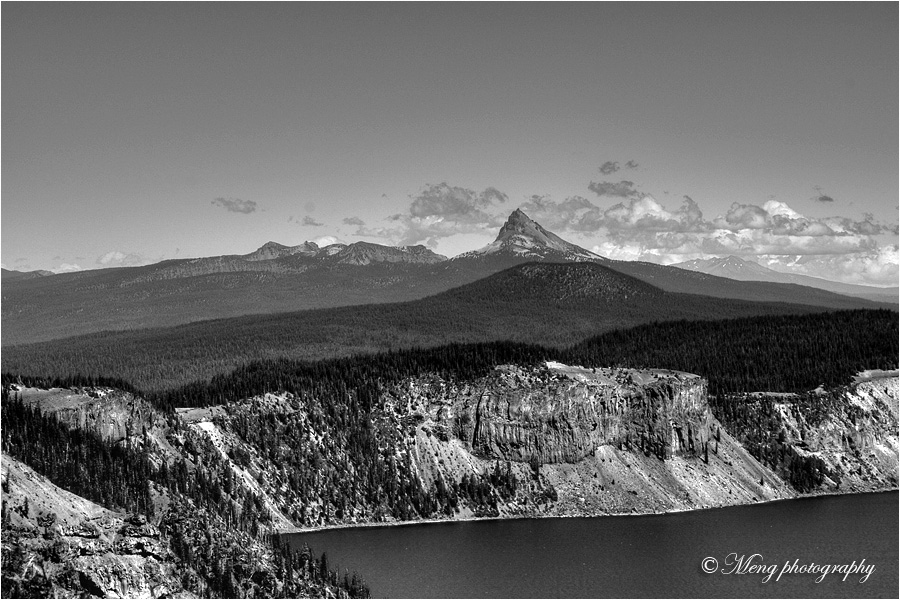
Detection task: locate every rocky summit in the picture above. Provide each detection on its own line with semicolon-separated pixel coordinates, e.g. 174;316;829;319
458;209;602;262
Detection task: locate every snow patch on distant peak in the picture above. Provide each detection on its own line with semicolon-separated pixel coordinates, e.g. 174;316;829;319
459;210;604;261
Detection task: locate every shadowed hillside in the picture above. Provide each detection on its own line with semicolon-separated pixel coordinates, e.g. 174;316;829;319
2;211;887;345
1;262;843;391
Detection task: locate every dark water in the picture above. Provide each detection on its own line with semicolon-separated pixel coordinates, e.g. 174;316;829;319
288;491;898;598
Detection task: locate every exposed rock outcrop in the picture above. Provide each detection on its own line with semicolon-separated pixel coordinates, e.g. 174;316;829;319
9;365;896;540
12;386;163;447
413;363;709;464
1;454;192;599
375;362;792;523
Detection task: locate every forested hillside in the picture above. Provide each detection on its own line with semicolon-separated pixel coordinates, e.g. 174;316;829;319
1;393;370;598
2;309;896;597
564;309;899;395
4;309;895;404
1;262;849;391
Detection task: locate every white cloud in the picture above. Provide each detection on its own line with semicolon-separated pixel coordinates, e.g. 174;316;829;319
344;183;509;247
311;235;342;247
53;263;82;273
762;246;899;286
97;251;146;267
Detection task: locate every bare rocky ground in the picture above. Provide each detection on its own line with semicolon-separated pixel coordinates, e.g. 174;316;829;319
1;455;191;598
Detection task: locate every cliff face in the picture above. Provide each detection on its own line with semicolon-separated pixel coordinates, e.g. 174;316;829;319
12;386;163;445
777;376;898;492
709;374;899;494
8;366;896;538
381;362;791;522
1;454;189;599
415;363;709;464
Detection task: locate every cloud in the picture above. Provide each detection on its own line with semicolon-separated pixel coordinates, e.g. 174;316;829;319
602;195;709;233
312;235;342;247
406;183;507;224
350;183;509;247
341;216;396;239
519;186;895;275
761;246;898;286
598;161;619;175
517;195;600;232
588;180;641;198
579;192;897;277
324;172;898;286
713;203;770;230
211;197;257;213
53;263;82;273
624;160;639;169
813;186;835;203
343;216;366;227
302;216;324;227
97;251;146;267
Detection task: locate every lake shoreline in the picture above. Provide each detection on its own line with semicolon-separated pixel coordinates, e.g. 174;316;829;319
278;486;898;536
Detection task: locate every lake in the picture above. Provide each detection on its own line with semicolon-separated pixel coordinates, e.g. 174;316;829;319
288;491;898;598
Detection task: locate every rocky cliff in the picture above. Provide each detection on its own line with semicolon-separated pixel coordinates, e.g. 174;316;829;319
404;363;709;464
714;374;899;493
1;453;190;598
11;385;164;445
377;361;792;522
6;364;897;542
2;389;370;598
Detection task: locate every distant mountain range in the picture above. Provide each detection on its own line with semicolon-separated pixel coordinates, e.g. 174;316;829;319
1;210;891;345
672;255;897;304
1;261;844;391
1;268;53;281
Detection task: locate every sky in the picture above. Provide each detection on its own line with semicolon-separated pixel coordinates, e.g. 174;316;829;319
2;3;898;286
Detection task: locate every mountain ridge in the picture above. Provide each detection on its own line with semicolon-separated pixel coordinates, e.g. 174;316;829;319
0;260;864;391
457;209;602;262
672;255;898;303
2;210;891;345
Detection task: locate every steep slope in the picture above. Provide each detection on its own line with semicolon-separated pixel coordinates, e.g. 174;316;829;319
2;211;888;345
673;255;898;303
1;262;835;391
8;362;896;537
1;389;370;599
1;453;189;598
457;209;601;262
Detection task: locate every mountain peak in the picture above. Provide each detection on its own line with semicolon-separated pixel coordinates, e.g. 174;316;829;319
506;208;530;224
459;210;604;262
260;241;288;251
332;242;447;265
245;240;320;261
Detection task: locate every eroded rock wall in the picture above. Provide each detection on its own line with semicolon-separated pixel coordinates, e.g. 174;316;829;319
393;363;711;464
